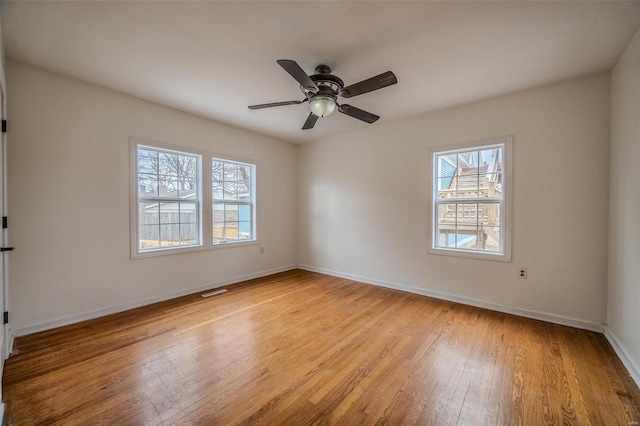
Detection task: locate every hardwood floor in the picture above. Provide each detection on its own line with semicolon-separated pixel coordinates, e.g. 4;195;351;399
3;269;640;425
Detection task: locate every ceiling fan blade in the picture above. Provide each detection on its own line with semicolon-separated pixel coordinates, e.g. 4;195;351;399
248;99;305;110
340;71;397;98
338;104;380;124
277;59;319;94
302;112;319;130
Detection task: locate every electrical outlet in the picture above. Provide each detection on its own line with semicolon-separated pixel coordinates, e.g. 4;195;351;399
260;247;264;254
519;268;527;279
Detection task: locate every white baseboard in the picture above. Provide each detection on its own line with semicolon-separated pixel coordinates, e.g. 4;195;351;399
603;326;640;388
298;264;604;333
11;264;297;338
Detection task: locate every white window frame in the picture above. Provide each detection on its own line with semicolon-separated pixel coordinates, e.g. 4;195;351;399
211;157;257;246
428;136;512;262
130;138;258;259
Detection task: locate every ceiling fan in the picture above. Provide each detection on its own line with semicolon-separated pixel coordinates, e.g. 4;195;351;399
248;59;398;130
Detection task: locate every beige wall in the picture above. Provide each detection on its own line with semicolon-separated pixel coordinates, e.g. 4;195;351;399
608;27;640;383
298;73;611;329
6;61;298;333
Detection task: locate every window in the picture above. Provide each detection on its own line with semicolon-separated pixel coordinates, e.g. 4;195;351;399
212;158;255;244
429;136;511;261
131;139;257;258
135;145;202;252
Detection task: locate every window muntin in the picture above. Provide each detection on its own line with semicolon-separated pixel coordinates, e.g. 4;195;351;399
430;137;511;261
212;159;255;244
136;145;202;252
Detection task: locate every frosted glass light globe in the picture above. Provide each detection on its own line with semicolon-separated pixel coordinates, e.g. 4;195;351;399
309;97;337;117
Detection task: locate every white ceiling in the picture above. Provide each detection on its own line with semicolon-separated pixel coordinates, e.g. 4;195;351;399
2;1;639;144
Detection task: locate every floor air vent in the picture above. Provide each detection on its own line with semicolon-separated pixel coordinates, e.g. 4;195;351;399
201;289;228;298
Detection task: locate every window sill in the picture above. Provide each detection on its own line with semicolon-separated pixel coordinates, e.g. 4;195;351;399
211;240;259;250
131;240;259;259
132;244;208;259
427;246;512;262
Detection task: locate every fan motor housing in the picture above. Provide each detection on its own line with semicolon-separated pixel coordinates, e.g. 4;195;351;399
310;73;344;89
303;67;344;102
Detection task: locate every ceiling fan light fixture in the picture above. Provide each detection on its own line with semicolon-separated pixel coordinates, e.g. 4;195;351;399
309;96;337;118
248;59;398;130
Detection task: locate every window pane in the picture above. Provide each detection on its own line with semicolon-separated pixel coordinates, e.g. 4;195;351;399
238;221;251;240
482;173;503;198
436;226;477;249
457;203;479;226
482;226;501;252
212;181;224;200
436;204;456;248
176;179;197;200
456;225;479;249
139;224;159;249
138;173;158;198
456;152;479;197
225;222;239;240
178;156;197;180
179;202;197;223
437;229;455;248
159;202;180;224
213;203;224;222
480;148;499;169
223;182;239;200
239;164;252;184
212;222;224;243
179;224;197;246
158;175;179;198
138;149;158;174
437;177;454;195
238;204;251;222
139;202;160;225
437;154;457;178
159;152;179;177
225;204;239;222
458;151;478;175
224;162;239;181
237;177;251;198
478;202;500;227
437;203;456;226
212;160;224;181
160;224;180;247
456;181;478;198
167;176;180;195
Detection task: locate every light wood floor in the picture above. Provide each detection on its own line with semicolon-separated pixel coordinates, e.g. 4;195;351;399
3;270;640;425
